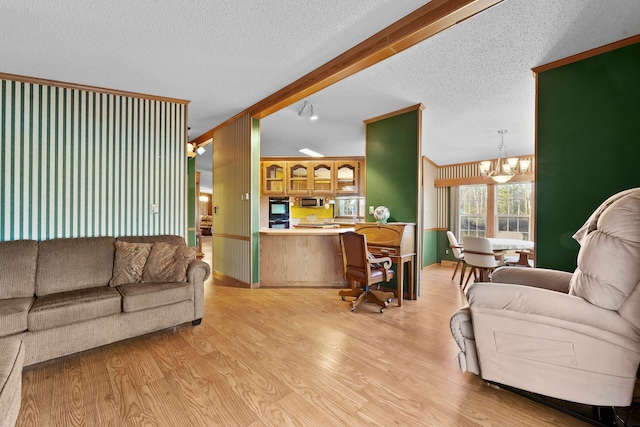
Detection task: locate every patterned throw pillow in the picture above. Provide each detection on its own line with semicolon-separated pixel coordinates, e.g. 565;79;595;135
142;242;196;283
109;241;153;286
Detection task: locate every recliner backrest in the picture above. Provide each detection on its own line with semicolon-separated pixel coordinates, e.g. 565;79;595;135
569;188;640;329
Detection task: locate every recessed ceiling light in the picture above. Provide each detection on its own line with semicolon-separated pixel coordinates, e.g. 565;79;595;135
299;148;324;157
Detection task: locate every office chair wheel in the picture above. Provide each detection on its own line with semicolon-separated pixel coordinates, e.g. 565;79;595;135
341;296;346;301
380;307;385;313
351;306;356;312
386;298;392;303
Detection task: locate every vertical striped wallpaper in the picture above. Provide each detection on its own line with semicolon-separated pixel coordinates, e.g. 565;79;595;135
434;155;535;228
212;114;253;285
1;79;187;242
436;155;536;181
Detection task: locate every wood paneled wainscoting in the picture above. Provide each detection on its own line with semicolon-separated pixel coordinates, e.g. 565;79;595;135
16;264;592;426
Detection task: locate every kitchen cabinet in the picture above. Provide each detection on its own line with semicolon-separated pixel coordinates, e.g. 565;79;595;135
261;158;362;196
334;161;359;194
262;161;287;195
287;162;310;195
310;162;334;194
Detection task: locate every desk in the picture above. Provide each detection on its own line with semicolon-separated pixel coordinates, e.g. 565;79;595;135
354;223;415;307
487;238;535;266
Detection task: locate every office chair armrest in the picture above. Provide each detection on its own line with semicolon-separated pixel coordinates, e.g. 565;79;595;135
367;256;392;270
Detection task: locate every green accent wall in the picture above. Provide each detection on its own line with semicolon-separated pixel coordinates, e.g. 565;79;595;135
422;230;438;266
536;41;640;271
0;78;187;242
187;158;196;246
365;110;419;224
365;107;422;294
251;118;260;284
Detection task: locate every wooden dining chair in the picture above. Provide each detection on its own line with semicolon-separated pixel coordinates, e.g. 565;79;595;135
338;231;395;313
462;236;501;287
446;231;466;286
495;231;524;264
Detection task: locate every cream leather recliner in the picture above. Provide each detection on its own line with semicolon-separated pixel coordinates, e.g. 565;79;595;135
450;187;640;406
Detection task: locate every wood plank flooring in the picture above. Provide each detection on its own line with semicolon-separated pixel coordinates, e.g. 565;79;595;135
16;241;592;426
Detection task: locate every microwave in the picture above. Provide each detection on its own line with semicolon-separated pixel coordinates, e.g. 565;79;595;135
299;197;325;208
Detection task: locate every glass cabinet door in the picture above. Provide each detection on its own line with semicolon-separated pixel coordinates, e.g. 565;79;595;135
262;162;286;194
335;161;358;194
311;162;333;194
288;163;309;194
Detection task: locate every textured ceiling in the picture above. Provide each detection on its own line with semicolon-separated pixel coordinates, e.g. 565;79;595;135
2;1;640;193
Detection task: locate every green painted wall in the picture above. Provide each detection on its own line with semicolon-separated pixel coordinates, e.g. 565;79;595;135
365;107;422;294
365;110;419;224
251;118;260;284
536;41;640;271
422;230;438;266
187;158;196;246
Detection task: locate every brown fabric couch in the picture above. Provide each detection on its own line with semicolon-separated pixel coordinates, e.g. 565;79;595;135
0;235;210;368
0;340;24;427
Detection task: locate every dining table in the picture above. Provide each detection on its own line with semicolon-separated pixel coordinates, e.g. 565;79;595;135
487;237;535;266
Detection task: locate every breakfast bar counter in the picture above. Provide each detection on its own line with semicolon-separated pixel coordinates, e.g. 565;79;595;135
259;227;353;287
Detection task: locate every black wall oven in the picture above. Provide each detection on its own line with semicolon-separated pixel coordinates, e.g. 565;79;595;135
268;197;290;228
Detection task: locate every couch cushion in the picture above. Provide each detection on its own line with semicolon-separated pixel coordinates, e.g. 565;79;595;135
36;237;116;296
0;240;38;299
142;243;196;283
109;241;153;287
0;298;33;337
117;282;192;313
0;340;24;427
28;287;121;331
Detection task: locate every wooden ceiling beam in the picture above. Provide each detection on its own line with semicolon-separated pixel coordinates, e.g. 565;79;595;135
190;0;502;146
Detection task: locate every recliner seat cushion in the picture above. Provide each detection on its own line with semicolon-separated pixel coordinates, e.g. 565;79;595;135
28;287;122;331
0;298;33;337
117;282;192;313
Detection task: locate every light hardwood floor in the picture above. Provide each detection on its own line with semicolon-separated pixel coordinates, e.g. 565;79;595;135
16;240;591;426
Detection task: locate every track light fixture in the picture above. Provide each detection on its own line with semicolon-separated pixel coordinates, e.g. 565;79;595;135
298;101;318;120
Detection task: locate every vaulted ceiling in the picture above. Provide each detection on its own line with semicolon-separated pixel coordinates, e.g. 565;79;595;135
2;1;639;192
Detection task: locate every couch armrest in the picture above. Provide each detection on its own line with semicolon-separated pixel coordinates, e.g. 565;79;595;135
467;282;640;351
491;266;573;293
187;260;210;321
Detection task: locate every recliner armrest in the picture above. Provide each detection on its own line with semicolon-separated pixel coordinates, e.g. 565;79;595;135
467;282;640;351
491;266;573;293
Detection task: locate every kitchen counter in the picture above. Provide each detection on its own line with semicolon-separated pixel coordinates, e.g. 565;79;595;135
259;227;353;235
259;228;351;287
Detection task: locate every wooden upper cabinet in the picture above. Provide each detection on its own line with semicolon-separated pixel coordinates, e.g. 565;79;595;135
287;162;310;195
261;158;362;195
334;161;359;194
262;161;287;195
310;162;334;194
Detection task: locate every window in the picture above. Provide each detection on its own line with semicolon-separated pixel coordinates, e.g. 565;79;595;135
459;185;487;237
496;182;532;240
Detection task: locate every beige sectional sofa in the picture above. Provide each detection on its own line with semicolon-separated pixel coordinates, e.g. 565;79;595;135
0;234;210;426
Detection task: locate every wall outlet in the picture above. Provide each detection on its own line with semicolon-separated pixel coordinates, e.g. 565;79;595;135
369;206;374;214
151;204;159;214
445;249;449;254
